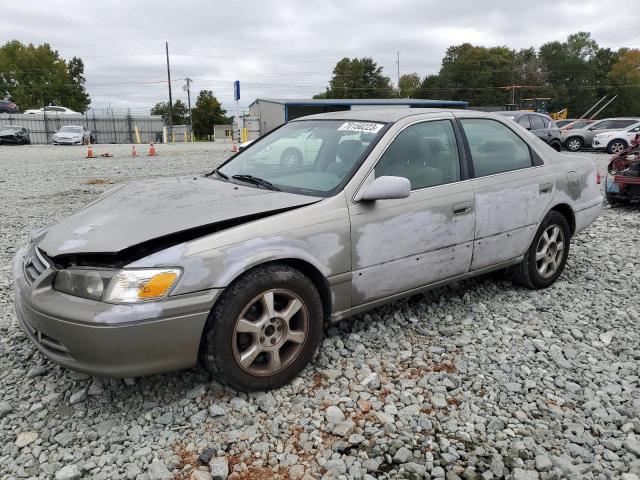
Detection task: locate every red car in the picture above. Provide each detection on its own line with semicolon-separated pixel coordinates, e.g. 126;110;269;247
0;100;19;114
606;134;640;205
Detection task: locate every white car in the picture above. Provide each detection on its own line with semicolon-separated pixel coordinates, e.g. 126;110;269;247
592;121;640;154
24;106;82;115
52;126;93;145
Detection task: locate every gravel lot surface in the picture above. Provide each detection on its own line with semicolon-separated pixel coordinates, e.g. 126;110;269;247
1;144;639;480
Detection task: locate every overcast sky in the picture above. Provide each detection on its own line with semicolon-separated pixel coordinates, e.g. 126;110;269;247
2;0;639;116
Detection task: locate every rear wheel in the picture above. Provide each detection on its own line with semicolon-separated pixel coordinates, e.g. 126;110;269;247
510;211;570;289
606;193;627;206
607;140;627;155
279;148;303;167
550;141;562;152
199;264;323;391
565;137;583;152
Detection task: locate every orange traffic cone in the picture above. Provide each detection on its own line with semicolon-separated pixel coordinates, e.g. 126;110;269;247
148;142;156;157
86;144;95;158
131;145;138;157
231;141;238;153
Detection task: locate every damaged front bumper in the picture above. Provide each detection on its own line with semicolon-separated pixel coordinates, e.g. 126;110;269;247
12;246;222;378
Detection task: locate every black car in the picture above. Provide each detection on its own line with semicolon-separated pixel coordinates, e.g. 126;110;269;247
0;100;19;114
0;126;31;145
497;111;562;151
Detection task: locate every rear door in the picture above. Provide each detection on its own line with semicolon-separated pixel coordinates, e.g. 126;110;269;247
458;117;555;271
349;118;475;306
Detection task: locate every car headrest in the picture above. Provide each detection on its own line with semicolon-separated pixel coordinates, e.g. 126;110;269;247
423;137;446;153
337;140;364;163
481;139;517;155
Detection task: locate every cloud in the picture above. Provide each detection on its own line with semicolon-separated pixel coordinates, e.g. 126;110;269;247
1;0;638;115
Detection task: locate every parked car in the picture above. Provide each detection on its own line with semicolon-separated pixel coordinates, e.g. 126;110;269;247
0;99;20;114
0;125;31;144
13;109;602;391
592;121;640;154
562;117;640;152
52;125;94;145
605;135;640;205
24;106;81;115
558;119;597;131
496;111;562;151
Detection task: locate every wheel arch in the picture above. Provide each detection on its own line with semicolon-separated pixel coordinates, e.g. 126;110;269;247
608;138;628;148
549;203;576;236
213;257;333;325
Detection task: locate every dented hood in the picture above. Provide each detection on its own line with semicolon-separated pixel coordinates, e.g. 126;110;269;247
39;176;319;257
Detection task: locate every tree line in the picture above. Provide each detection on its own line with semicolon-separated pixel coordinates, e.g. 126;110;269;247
316;32;640;117
0;41;90;112
151;91;230;139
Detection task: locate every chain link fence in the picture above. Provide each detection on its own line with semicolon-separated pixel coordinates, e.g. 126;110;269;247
0;109;164;144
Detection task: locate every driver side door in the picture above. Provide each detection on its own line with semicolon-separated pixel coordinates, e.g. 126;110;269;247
348;119;475;307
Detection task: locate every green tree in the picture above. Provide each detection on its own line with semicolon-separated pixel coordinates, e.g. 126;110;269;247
398;73;421;98
151;99;188;125
315;57;393;98
607;49;640;116
0;40;90;111
191;90;228;138
538;32;600;115
416;43;518;106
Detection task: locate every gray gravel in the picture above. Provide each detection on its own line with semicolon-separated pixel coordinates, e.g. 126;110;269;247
1;144;639;480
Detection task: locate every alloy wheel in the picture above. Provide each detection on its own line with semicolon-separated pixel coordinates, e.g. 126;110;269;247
535;225;565;279
610;142;625;154
232;289;308;376
567;139;582;151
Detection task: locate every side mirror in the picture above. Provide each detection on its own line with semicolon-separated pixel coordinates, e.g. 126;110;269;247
356;176;411;202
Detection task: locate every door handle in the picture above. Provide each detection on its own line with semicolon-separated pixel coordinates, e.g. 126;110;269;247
539;182;553;194
452;201;471;215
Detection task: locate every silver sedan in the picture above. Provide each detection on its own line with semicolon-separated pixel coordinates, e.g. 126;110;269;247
13;109;602;391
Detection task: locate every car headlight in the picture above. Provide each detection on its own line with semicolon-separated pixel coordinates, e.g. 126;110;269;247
53;134;60;139
53;268;181;303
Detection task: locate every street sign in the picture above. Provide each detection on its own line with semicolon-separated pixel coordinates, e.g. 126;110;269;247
234;80;240;101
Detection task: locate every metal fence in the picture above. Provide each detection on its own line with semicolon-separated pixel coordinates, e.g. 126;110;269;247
0;109;164;145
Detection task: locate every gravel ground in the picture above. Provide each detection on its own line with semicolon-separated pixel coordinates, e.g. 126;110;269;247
1;144;639;480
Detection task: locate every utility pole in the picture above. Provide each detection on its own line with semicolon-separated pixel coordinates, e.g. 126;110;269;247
165;41;173;137
396;51;401;98
184;77;193;140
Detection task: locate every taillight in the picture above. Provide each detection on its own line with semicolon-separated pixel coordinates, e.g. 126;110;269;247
596;172;601;185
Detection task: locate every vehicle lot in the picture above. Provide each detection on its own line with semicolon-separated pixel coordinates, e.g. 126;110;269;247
0;144;639;479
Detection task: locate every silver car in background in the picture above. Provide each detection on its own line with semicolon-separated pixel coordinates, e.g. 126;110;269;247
13;109;602;391
562;117;640;151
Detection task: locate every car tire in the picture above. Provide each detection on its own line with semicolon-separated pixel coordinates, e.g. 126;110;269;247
606;193;626;206
199;263;323;392
565;137;583;152
607;140;627;155
510;211;571;289
279;148;303;167
549;141;562;152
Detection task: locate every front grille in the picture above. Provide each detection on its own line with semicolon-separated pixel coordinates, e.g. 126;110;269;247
23;244;51;284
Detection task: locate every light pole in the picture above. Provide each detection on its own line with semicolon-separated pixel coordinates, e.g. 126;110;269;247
184;77;193;141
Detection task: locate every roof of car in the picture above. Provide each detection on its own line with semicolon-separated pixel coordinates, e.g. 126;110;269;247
293;108;492;123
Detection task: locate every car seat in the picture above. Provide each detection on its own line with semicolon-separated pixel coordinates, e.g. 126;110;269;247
326;139;365;177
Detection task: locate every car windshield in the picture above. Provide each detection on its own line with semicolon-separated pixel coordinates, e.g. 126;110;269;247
60;126;83;133
216;120;386;196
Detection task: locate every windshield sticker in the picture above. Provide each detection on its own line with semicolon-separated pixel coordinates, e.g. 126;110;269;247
338;122;384;134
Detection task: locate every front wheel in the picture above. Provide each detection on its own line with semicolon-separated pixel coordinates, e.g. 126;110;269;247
607;140;627;155
565;137;583;152
199;264;323;391
510;211;571;289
